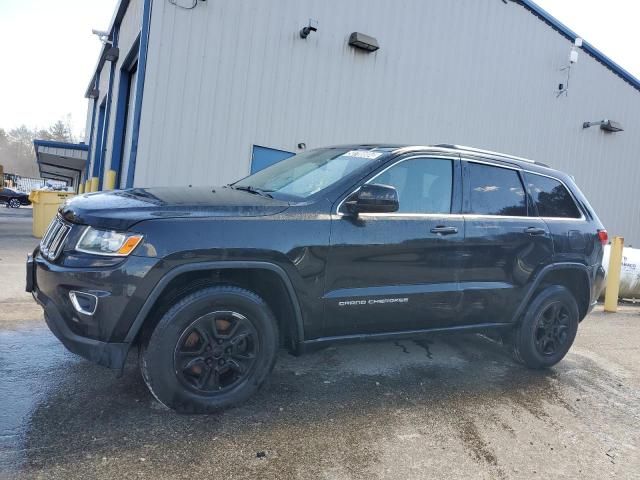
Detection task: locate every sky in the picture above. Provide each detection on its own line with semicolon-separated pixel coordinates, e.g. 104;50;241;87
534;0;640;77
0;0;638;139
0;0;118;137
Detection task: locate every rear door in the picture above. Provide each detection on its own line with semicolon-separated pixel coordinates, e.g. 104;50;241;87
324;154;465;336
459;159;554;324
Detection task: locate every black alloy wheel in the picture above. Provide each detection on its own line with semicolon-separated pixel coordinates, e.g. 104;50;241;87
533;301;571;357
140;285;279;413
174;311;258;394
511;285;579;369
9;198;21;208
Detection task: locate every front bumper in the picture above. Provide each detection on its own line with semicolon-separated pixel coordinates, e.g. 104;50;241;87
27;250;159;369
35;288;129;369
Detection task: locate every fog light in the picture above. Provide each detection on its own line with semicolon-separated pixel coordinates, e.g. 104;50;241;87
69;291;98;316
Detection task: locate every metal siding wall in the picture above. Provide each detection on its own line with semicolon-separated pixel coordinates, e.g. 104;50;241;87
88;68;110;175
103;0;144;174
135;0;640;243
84;98;94;145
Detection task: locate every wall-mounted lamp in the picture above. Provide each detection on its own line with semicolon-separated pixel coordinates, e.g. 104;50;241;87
300;19;318;39
348;32;379;52
87;88;99;99
583;119;624;132
105;47;120;62
91;29;113;45
297;142;307;150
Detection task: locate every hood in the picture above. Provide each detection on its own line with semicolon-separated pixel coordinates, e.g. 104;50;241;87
60;186;290;230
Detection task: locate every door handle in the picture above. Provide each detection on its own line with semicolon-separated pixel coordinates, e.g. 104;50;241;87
524;227;546;236
430;226;458;235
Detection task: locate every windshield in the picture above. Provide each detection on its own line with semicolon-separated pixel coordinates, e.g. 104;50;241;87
233;148;386;200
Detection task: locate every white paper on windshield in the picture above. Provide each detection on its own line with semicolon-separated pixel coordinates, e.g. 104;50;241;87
343;150;384;159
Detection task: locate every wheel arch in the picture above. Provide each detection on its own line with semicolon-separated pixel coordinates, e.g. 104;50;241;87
515;263;592;323
125;261;305;353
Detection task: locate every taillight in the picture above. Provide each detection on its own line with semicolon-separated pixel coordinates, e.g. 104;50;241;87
597;229;608;245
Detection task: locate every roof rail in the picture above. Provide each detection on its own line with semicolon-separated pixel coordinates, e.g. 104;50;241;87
434;144;549;167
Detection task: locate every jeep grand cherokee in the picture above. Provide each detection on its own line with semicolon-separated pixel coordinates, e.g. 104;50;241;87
27;144;607;413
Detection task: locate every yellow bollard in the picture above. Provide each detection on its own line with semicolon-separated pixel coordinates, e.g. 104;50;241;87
78;183;85;194
604;236;624;312
105;170;117;190
85;179;91;193
90;177;99;192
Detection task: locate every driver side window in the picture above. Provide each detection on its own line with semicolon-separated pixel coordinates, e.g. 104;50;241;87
372;158;453;214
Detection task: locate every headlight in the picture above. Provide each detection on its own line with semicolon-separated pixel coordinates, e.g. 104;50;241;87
76;227;143;256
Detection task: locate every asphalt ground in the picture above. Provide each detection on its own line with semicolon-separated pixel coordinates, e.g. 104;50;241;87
1;207;638;479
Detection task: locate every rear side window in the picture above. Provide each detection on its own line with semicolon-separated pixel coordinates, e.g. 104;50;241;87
468;163;527;216
525;173;582;218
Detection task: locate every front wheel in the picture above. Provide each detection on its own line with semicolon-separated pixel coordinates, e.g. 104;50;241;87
140;285;279;413
511;285;579;369
9;198;21;208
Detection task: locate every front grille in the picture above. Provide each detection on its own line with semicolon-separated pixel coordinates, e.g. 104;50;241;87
40;216;71;261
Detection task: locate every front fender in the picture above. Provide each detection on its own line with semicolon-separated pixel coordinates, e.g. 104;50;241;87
122;260;305;345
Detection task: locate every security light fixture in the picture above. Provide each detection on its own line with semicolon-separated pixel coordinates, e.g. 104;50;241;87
348;32;379;52
87;88;99;99
105;47;120;62
582;119;624;132
300;19;318;39
92;29;113;45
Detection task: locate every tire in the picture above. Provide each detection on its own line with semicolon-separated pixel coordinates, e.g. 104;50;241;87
140;285;279;413
511;285;579;369
9;198;21;208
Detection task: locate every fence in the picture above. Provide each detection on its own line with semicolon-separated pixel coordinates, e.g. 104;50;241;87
2;173;68;193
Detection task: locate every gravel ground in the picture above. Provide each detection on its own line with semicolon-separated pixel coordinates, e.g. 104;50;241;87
1;208;638;479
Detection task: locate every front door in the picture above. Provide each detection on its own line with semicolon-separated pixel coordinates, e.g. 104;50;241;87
324;155;465;336
459;159;554;324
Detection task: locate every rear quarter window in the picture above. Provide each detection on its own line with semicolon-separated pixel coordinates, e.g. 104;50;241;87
524;173;582;219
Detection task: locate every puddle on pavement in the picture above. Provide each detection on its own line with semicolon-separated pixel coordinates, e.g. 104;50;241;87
0;324;76;474
0;325;613;478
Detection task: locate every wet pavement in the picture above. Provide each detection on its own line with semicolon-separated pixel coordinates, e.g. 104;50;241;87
1;209;639;479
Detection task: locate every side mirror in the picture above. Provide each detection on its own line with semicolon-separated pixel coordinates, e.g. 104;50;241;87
344;183;399;215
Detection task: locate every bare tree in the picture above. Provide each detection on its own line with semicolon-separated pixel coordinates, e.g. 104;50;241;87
49;120;73;142
0;117;79;177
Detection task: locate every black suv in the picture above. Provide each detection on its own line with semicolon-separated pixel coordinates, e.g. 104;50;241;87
27;145;607;413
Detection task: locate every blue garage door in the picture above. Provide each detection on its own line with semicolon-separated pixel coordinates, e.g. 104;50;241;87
251;145;295;174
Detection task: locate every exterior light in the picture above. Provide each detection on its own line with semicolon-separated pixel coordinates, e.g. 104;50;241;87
300;19;318;39
348;32;379;52
582;119;624;132
87;88;99;99
105;47;119;62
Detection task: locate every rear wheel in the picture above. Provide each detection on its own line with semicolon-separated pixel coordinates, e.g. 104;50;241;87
8;198;21;208
511;285;579;369
140;285;279;413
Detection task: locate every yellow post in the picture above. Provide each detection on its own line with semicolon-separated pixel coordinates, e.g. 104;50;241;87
85;180;91;193
105;170;117;190
78;182;85;194
90;177;99;192
604;236;624;312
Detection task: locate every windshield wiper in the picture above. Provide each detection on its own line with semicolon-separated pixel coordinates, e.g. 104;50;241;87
230;185;273;198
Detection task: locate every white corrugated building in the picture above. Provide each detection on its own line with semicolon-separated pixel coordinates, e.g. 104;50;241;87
44;0;640;244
